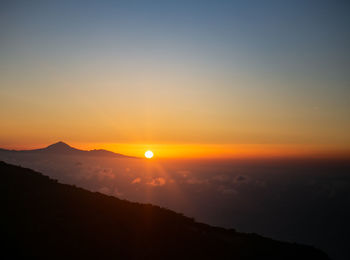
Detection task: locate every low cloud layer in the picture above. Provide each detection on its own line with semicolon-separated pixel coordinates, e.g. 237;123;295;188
1;152;349;260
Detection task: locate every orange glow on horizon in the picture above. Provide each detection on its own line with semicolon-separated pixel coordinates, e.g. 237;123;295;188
1;141;349;159
67;142;350;159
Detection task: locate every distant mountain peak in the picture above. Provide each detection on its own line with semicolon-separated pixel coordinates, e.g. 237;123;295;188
44;141;76;152
48;141;70;147
0;141;138;158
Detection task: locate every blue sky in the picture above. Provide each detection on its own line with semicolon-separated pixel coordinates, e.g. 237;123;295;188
1;0;349;154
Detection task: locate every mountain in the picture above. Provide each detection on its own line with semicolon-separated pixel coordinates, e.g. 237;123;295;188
0;141;137;158
36;141;78;153
1;161;329;259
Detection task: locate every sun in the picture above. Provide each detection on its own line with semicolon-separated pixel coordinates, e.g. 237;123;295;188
145;150;154;159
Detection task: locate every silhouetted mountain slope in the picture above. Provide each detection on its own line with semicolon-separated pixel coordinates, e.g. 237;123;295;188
0;141;137;158
1;161;329;259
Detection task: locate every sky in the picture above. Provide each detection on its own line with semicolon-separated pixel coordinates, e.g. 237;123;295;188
1;0;350;158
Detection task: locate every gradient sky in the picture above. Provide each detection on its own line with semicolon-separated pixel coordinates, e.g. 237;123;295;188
1;0;349;158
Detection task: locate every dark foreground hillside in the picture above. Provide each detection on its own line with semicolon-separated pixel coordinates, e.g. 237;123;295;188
1;161;329;259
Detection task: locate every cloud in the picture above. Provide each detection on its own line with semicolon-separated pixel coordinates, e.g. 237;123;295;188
113;188;123;197
147;177;166;186
131;177;141;184
186;178;207;184
177;170;191;177
218;185;238;195
212;174;229;182
235;175;247;182
96;167;115;181
98;187;111;195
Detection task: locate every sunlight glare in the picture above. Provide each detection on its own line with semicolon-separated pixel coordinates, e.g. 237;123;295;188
145;150;154;159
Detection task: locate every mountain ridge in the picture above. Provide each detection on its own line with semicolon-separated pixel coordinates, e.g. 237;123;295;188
1;161;330;259
0;141;138;159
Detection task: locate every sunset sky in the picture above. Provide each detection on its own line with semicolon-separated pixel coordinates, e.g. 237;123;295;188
1;1;349;158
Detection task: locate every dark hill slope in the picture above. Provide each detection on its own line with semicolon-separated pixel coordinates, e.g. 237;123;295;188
0;161;329;259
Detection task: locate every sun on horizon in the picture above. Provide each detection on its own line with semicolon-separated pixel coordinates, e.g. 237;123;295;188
145;150;154;159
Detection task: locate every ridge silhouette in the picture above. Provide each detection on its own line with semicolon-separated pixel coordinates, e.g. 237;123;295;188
1;161;330;259
0;142;138;158
42;141;77;153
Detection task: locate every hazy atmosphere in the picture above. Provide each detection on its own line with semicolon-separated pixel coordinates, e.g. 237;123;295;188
1;1;349;259
1;0;350;158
